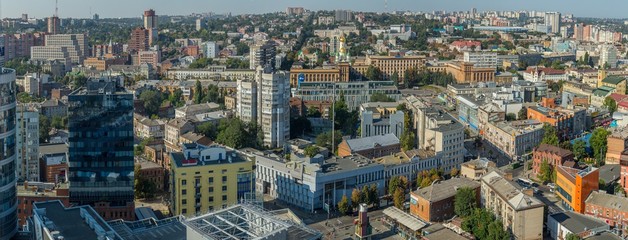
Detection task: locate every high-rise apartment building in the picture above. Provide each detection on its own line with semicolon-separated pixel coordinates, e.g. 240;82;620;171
335;9;353;22
0;68;17;240
202;41;219;58
143;9;158;46
545;12;561;34
16;104;39;182
128;27;149;53
236;67;290;148
31;34;88;65
574;23;584;41
249;42;276;71
47;16;60;35
598;44;618;68
68;78;135;220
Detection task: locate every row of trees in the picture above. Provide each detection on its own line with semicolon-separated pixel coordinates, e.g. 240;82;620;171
193;80;225;105
403;68;455;88
389;176;409;209
197;118;265;150
416;168;444;188
338;185;379;215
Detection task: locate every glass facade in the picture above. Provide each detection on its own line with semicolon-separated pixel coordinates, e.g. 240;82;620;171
68;88;134;207
0;69;17;240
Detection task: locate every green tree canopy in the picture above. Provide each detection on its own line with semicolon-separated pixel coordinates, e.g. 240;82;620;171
338;195;350;215
303;145;320;158
572;140;587;161
454;187;477;218
541;123;559;146
518;107;528;120
590;127;610;166
539;159;553;183
370;92;395;102
139;90;163;117
604;96;618;114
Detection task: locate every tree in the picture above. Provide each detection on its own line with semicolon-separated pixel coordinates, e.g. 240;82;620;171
139;90;162;117
369;184;379;207
189;57;213;69
315;130;343;152
518;107;528;120
365;66;383;81
565;233;582;240
400;131;416;151
450;167;460;177
290;116;312;138
572;140;587;161
303;145;320;158
362;185;371;206
388;176;408;196
306;107;321;117
351;188;361;210
487;220;511;240
370;92;395;102
51;116;67;129
590;127;610;165
505;113;517;121
193;80;204;104
169;88;184;107
39;114;51;143
541;123;559;146
539;159;552;183
338;195;350;215
134;164;157;199
454;187;477;218
604;96;618;114
393;188;405;209
196;122;218;139
560;141;572;151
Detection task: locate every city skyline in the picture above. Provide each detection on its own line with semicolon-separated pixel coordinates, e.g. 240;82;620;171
4;0;628;19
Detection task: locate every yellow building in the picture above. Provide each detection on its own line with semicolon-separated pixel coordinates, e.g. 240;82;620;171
289;63;351;86
169;143;254;216
361;55;427;81
600;75;626;95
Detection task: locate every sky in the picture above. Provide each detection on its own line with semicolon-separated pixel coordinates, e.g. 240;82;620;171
3;0;627;19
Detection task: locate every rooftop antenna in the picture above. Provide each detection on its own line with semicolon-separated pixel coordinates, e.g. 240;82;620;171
54;0;58;17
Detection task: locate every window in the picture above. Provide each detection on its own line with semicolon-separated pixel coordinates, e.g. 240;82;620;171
182;189;187;195
222;169;227;174
182;180;187;185
182;199;187;205
182;209;187;214
209;197;214;202
209;187;214;193
208;177;214;183
222;176;227;182
222;195;227;201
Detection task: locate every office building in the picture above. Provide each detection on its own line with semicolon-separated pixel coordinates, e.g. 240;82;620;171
359;102;404;138
252;148;385;211
463;51;498;68
249;42;276;71
184;204;322;240
68;78;135;220
143;9;158;46
532;144;574;175
545;12;561;34
555;165;599;213
481;171;545;240
31;34;88;65
405;96;465;172
289;63;352;86
202;41;218;58
410;178;480;222
0;68;16;240
128;27;149;53
16;104;39;182
294;81;401;111
135;50;160;66
47;16;60;35
169;144;254;216
359;55;426;83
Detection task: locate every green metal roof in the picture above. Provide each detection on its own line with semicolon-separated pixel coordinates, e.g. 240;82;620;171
602;76;626;85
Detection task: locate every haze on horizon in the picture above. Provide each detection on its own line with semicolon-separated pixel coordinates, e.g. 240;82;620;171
3;0;628;19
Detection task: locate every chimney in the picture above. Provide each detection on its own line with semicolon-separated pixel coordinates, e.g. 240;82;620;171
24;181;29;190
503;172;513;181
522;188;534;197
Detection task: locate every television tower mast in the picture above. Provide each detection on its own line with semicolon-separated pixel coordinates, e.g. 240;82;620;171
385;0;388;12
55;0;58;17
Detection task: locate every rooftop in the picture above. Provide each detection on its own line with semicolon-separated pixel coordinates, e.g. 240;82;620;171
461;157;495;170
585;191;628;212
170;144;249;168
176;102;221;115
33;200;120;240
602;75;626;85
345;133;400;152
481;171;544;211
18;182;69;198
383;207;427;232
493;119;543;136
422;223;468;240
184;204;321;240
39;143;68;155
534;144;573;158
549;211;607;234
137;159;162;170
414;178;480;202
108;216;187;240
599;164;621;184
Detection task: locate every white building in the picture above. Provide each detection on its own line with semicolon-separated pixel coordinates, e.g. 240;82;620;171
598;44;618;68
31;34;88;65
16;104;39;182
202;41;219;58
360;109;404;139
545;12;561;34
256;67;290;148
463;51;498;69
249;42;276;71
236;79;258;123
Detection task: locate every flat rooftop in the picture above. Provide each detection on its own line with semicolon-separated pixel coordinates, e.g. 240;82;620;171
108;216;187;240
33;200;119;240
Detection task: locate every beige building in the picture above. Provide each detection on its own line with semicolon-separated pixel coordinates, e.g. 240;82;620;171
482;120;544;159
460;158;496;180
133;114;166;139
164;118;195;151
359;55;426;83
481;171;545;240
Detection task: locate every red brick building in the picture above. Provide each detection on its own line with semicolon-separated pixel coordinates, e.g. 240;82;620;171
410;178;480;222
585;191;628;228
17;182;69;226
532;144;574;175
40;153;68;183
137;160;167;192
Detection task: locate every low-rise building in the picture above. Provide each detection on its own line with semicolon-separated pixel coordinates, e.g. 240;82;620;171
338;133;401;159
446;61;495;83
375;150;440;190
532;144;574;175
409;178;480;222
606;127;628;164
480;171;545;240
555;165;599;213
547;211;609;240
174;102;221;119
359;102;404;138
523;67;568;82
483;120;544;159
527;105;587;140
600;75;627;96
133;114;165;139
460;157;496;180
169;144;255;216
164;118;195;152
17;182;69;227
137;159;167;192
585;191;628;228
39;99;67;119
294;80;401;111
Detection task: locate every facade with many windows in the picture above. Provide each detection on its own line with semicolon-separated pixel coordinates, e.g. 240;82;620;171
68;78;135;220
0;68;17;240
169;144;254;216
294;80;401;111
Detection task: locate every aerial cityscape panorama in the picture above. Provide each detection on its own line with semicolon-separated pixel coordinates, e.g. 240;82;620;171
3;1;628;240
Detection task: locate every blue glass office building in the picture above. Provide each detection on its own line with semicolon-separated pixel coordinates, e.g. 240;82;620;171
0;68;17;240
68;78;135;220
